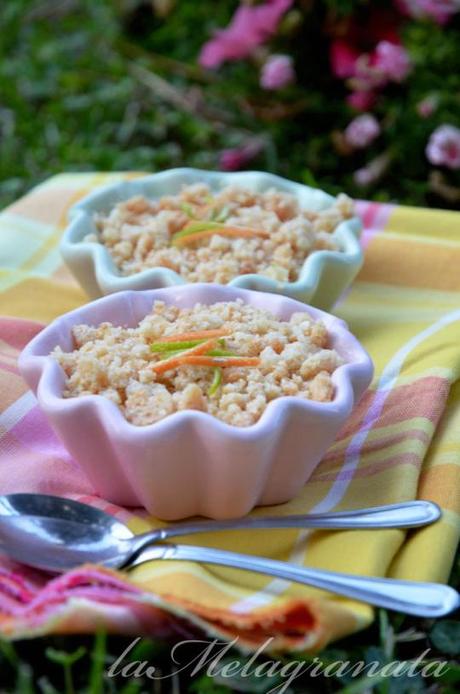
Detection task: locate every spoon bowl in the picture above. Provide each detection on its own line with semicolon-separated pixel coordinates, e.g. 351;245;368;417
0;495;133;571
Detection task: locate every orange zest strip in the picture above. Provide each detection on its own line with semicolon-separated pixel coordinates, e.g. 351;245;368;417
152;338;220;374
155;329;229;344
173;227;270;246
173;356;260;368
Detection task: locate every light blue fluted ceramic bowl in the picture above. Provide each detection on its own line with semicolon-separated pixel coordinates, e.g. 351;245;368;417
60;168;363;309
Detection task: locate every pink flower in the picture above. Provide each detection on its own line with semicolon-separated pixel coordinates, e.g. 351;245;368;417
220;149;247;171
416;94;438;118
352;54;388;91
373;41;412;83
351;41;411;90
260;54;295;89
344;114;381;149
426;125;460;169
347;91;377;111
395;0;460;25
219;139;264;171
331;36;411;109
330;40;360;79
199;0;293;69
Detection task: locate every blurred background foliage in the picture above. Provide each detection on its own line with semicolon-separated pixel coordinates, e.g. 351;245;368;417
1;0;459;210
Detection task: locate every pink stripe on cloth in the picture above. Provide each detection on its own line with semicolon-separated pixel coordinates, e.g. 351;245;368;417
338;376;449;440
313;451;422;483
322;428;431;467
10;405;68;457
0;362;21;377
0;568;35;606
355;200;394;249
0;408;93;497
0;318;44;350
0;564;183;638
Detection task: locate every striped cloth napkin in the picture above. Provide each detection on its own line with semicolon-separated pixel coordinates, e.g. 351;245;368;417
0;173;459;651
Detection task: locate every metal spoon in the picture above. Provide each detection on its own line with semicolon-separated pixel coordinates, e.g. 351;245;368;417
0;495;456;616
0;495;455;618
0;494;441;573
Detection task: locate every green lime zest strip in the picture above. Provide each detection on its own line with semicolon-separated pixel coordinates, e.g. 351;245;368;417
157;349;187;360
151;337;226;353
151;339;206;353
207;349;236;357
155;339;229;360
208;367;222;397
212;205;231;223
157;348;234;361
179;202;196;218
172;220;224;242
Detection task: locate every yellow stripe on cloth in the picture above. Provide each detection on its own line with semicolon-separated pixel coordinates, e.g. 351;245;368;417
357;236;460;291
0;275;87;322
388;204;460;243
0;173;459;652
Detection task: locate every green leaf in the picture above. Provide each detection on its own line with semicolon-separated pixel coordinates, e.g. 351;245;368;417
201;662;284;692
429;621;460;656
0;639;19;668
125;636;168;661
118;680;145;694
337;671;390;694
15;663;35;694
300;169;318;188
45;647;86;667
88;631;107;694
428;661;460;685
191;673;232;693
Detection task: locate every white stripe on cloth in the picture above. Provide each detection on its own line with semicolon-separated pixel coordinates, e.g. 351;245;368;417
0;390;37;438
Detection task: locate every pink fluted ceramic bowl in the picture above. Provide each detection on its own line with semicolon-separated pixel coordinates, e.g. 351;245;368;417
18;285;373;520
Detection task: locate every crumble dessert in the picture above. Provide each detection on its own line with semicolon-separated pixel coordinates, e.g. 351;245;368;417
84;184;354;283
52;300;343;427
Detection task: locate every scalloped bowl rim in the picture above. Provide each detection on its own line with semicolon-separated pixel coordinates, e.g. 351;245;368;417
60;168;363;295
18;284;373;440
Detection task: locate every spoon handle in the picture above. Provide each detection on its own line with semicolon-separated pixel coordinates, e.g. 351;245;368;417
129;542;459;618
138;501;440;548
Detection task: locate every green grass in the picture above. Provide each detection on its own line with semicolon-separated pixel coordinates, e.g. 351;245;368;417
0;0;238;209
1;595;459;693
1;0;459;211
